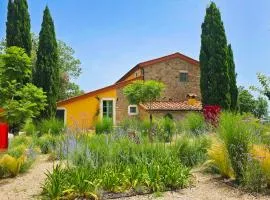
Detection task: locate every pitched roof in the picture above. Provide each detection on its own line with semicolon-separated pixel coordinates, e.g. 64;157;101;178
140;101;202;111
116;52;199;83
57;77;142;106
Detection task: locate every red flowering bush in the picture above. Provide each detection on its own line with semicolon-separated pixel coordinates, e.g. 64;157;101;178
203;105;221;126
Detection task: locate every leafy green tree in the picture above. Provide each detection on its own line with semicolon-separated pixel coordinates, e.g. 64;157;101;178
33;6;59;118
6;0;32;56
227;44;238;111
0;47;46;132
0;82;47;129
251;73;270;101
123;80;165;123
254;97;268;119
1;35;83;100
1;46;31;85
200;2;231;109
238;86;256;114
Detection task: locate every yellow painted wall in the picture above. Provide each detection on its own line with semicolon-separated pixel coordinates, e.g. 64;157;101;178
58;89;116;130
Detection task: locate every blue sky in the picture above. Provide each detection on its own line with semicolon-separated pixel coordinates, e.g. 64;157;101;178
1;0;270;93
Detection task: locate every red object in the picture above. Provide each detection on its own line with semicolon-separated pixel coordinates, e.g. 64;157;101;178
0;123;8;150
203;105;221;126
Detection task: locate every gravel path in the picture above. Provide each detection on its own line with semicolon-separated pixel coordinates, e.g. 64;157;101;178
1;158;270;200
0;155;56;200
119;172;270;200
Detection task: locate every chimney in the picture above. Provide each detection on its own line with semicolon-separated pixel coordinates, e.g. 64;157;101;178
186;93;198;105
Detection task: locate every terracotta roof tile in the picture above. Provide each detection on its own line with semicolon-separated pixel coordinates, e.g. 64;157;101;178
140;101;202;111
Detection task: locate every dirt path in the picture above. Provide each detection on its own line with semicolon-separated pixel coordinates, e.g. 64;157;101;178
120;172;270;200
0;155;56;200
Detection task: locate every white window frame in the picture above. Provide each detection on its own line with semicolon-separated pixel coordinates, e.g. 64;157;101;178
128;105;139;116
56;107;67;125
100;98;116;125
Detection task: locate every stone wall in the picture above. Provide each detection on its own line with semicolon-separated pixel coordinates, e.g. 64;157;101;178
115;57;201;124
143;57;200;101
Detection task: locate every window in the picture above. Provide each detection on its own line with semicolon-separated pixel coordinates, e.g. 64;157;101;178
180;71;188;82
128;105;139;115
56;108;66;125
102;100;113;118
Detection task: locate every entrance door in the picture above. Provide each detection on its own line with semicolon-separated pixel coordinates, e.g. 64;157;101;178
101;99;115;124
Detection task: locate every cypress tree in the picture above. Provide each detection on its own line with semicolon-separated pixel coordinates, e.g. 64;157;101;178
199;2;231;110
6;0;32;56
33;6;59;118
227;44;238;111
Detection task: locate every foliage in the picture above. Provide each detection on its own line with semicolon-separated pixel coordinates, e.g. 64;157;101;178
238;86;256;114
0;46;31;84
23;119;36;136
95;117;113;134
0;154;25;177
251;145;270;187
37;118;64;136
254;97;268;119
200;2;231;109
174;134;210;167
0;47;47;130
207;138;234;178
30;33;83;101
202;105;221;126
33;6;59;118
38;134;59;154
0;82;47;129
157;117;175;142
42;134;192;198
6;0;32;55
179;113;206;135
227;44;238;111
218;112;253;182
123;80;165;105
242;157;265;192
238;87;268;118
251;73;270;101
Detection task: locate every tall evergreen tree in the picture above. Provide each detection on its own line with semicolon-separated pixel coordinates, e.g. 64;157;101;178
33;6;59;118
227;44;238;111
6;0;32;56
199;2;231;109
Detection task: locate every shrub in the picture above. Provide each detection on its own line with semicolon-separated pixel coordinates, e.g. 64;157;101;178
9;134;32;149
207;138;234;178
251;145;270;188
139;119;152;136
174;134;210;167
242;158;265;192
120;118;141;132
8;144;27;158
179;113;206;135
22;119;36;136
0;154;26;177
203;105;221;126
157;117;175;142
218;112;253;182
38;134;59;154
37;118;64;136
95;117;113;134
